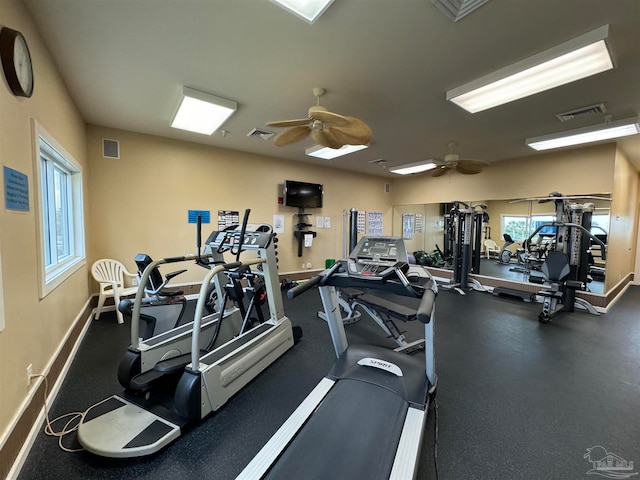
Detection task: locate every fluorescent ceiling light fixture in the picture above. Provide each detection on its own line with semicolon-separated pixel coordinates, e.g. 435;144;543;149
389;161;438;175
526;117;640;151
171;87;237;135
270;0;334;24
305;143;368;159
447;25;614;113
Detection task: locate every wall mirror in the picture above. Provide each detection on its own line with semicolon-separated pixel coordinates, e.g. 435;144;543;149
392;194;610;294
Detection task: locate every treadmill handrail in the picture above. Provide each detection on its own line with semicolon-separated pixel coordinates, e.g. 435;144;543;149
290;261;437;323
287;262;342;299
417;288;437;324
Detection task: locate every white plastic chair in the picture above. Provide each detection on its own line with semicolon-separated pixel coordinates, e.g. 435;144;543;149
91;259;139;324
484;239;499;259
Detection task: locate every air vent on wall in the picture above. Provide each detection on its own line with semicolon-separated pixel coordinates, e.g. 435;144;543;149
102;138;120;159
556;103;606;123
247;128;275;140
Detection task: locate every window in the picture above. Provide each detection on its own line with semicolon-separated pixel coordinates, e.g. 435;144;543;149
502;215;529;241
33;121;85;297
591;213;610;235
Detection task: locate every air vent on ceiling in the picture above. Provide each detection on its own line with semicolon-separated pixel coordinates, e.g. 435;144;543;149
556;103;606;123
369;158;388;165
430;0;492;22
247;128;275;140
102;138;120;159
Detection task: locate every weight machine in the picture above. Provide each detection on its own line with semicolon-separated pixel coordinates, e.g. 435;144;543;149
440;201;489;294
523;192;609;323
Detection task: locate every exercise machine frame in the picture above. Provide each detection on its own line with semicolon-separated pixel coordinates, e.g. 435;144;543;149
238;236;437;480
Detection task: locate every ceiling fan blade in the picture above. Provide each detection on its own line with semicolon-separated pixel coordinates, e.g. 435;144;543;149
457;159;489;167
312;129;344;149
431;165;449;177
328;117;372;145
266;118;312;128
456;159;489;174
273;126;311;146
456;165;482;175
310;110;352;127
456;164;484;174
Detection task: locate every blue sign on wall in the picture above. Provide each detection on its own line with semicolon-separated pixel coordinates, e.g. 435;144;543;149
4;166;29;212
188;210;210;224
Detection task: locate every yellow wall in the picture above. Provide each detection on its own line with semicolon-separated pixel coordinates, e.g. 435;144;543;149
86;126;393;282
0;0;89;440
607;147;639;291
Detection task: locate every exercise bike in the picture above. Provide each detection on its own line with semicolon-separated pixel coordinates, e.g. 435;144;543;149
497;234;521;264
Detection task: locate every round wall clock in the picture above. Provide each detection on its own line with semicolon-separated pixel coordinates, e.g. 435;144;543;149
0;27;34;98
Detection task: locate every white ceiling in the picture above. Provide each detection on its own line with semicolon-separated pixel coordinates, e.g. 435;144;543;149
23;0;640;178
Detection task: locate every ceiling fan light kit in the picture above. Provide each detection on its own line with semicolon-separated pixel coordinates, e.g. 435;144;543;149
171;86;237;135
525;116;640;151
447;25;614;113
389;161;438;175
270;0;335;24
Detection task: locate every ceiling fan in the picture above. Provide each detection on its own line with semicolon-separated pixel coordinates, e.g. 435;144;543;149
266;88;372;149
431;142;490;177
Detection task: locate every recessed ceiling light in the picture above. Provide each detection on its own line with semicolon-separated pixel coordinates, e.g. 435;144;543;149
305;144;368;159
525;117;640;151
389;161;438;175
447;25;614;113
171;87;237;135
270;0;334;24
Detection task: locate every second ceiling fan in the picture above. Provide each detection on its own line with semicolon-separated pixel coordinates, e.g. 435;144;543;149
266;88;371;149
431;143;490;176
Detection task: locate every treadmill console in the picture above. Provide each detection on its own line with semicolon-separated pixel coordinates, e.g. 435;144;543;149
205;224;274;252
346;236;409;280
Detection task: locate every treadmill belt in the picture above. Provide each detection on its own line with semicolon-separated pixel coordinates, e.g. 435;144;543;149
265;378;408;480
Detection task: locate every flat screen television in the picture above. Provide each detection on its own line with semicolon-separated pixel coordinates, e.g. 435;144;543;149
283;180;323;209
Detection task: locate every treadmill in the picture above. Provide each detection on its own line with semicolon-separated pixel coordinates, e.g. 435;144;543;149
238;236;437;480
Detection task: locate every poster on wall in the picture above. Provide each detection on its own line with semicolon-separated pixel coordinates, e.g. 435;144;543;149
273;214;284;233
415;214;424;233
4;166;29;212
218;210;239;230
357;210;366;233
402;213;414;240
368;211;383;236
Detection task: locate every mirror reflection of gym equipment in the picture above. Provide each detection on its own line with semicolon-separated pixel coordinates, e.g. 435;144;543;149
393;193;610;296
